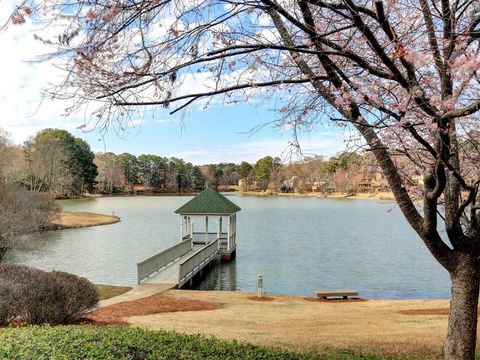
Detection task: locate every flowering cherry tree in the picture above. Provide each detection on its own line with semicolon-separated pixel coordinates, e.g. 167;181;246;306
12;0;480;358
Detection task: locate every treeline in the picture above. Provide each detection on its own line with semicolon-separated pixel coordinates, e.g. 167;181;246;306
0;130;59;260
1;128;97;198
95;153;206;194
0;127;401;198
95;155;271;194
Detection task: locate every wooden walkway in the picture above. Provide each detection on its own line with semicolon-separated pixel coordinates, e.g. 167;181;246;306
137;239;219;288
144;245;205;286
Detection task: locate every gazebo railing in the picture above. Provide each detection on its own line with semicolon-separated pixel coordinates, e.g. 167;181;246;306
192;232;227;244
137;239;192;284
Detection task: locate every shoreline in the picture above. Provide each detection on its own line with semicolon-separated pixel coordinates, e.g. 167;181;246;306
67;190;396;201
49;211;120;230
238;190;396;201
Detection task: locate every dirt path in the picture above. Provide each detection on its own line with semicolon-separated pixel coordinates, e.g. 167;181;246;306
99;283;174;307
123;290;453;359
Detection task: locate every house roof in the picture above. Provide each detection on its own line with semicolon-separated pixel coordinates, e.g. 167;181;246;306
174;188;241;215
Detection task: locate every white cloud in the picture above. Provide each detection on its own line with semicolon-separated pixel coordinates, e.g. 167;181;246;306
0;7;86;144
175;135;345;165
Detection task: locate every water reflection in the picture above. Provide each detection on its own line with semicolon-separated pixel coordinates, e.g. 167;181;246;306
196;260;237;291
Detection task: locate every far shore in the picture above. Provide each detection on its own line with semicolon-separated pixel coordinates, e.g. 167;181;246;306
238;190;396;201
67;189;397;201
49;211;120;230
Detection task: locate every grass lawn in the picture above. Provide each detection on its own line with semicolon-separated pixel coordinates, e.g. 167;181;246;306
95;284;132;300
50;211;119;229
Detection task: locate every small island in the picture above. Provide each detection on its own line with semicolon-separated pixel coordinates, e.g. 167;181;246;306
50;211;120;230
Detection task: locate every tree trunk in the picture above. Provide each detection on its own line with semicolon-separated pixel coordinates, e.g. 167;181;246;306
444;253;480;360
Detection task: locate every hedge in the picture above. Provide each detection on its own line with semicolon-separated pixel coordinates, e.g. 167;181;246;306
0;325;415;359
0;264;98;325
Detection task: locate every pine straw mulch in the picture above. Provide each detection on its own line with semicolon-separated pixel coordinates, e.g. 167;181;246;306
81;294;221;324
398;308;450;316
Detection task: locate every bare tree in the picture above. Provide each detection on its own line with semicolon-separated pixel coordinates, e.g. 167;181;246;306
0;179;59;261
13;0;480;357
94;152;125;194
24;134;74;196
0;130;26;184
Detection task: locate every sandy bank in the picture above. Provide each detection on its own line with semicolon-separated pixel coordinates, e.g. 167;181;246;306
50;211;120;229
117;290;451;359
239;191;395;201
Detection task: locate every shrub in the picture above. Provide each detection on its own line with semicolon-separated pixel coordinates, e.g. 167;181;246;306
0;326;326;360
54;271;99;323
0;264;98;325
0;179;59;261
0;279;24;325
279;185;294;193
20;270;67;325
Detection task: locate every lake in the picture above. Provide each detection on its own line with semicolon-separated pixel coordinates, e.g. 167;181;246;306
6;195;451;299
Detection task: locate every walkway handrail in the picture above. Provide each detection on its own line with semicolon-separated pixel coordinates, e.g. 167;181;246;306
178;238;219;288
137;239;192;284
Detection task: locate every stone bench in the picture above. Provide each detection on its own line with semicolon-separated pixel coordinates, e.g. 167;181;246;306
313;289;359;299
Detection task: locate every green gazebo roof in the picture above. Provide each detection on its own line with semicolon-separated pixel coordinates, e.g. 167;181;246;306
175;188;241;215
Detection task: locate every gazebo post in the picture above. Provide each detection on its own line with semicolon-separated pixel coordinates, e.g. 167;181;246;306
205;216;209;244
190;219;195;245
232;214;236;248
180;216;185;240
218;217;222;242
227;216;231;251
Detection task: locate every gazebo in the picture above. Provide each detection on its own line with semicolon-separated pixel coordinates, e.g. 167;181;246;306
175;187;241;260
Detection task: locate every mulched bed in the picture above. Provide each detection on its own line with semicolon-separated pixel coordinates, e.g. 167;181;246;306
82;294;221;324
398;308;450;316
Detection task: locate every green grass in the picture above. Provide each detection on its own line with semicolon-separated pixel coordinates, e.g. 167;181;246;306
0;325;410;360
95;284;132;300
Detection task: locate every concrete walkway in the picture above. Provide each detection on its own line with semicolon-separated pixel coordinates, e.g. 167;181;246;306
100;283;175;307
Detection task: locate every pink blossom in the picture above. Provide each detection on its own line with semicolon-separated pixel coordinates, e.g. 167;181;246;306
86;9;97;20
102;6;120;22
443;98;456;111
11;14;25;25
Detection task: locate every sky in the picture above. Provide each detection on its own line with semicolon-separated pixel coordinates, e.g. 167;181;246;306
0;4;348;165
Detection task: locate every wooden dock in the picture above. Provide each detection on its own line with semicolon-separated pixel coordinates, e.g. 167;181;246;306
136;188;240;289
137;239;220;288
143;245;206;286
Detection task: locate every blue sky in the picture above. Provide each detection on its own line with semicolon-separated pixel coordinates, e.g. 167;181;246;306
72;102;347;164
0;3;347;165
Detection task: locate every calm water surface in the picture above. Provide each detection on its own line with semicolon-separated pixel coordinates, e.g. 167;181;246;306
7;195;450;299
